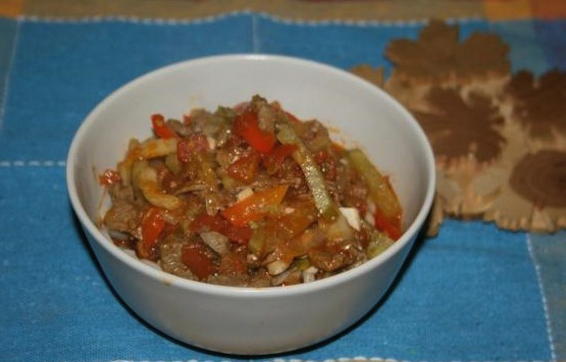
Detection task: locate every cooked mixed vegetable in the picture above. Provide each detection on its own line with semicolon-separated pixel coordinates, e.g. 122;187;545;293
100;95;402;287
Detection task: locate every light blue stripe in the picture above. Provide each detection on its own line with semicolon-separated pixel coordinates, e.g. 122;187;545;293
530;231;566;361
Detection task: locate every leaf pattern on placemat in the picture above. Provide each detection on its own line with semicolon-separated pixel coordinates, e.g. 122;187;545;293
509;150;566;208
411;87;505;163
386;19;510;82
505;70;566;140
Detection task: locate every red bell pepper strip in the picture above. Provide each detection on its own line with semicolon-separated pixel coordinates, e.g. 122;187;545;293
233;110;276;153
374;209;402;241
222;184;289;227
151;114;176;139
138;207;166;259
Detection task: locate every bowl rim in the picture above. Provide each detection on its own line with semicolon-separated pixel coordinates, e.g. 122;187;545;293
66;53;436;298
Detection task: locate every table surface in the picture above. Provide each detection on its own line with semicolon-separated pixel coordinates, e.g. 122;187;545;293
0;1;565;361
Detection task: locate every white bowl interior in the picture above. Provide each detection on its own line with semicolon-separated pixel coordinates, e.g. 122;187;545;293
71;55;432;239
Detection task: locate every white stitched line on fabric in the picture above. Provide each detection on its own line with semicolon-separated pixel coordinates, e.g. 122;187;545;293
0;19;21;130
17;11;485;27
0;160;66;167
19;11;244;25
526;234;557;362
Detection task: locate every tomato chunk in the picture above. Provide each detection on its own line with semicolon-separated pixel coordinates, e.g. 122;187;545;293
277;200;317;239
191;214;252;244
228;152;260;183
181;243;217;280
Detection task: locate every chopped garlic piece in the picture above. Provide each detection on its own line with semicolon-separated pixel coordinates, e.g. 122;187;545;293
207;136;216;150
302;266;319;283
339;207;361;231
267;260;289;275
284;207;295;214
367;200;376;214
364;211;375;226
237;187;254;201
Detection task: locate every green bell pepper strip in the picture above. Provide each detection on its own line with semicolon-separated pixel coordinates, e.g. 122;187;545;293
276;122;338;219
346;149;402;220
363;219;394;258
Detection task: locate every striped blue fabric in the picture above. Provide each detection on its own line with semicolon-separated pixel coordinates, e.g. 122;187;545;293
0;13;564;361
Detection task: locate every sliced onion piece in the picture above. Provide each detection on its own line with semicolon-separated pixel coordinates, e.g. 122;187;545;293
339;207;361;231
108;229;130;241
271;269;291;286
200;231;229;256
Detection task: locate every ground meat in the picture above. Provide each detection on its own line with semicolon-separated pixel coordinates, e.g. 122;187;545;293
274;159;309;197
189;108;227;138
248;269;271;288
207;267;272;288
308;249;348;272
166;119;192;137
108;183;135;202
298;120;331;153
308;240;364;272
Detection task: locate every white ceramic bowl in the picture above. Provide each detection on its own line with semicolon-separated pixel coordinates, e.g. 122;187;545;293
67;54;435;355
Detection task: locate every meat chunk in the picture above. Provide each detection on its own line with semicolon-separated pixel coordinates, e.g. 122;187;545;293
308;249;348;272
308;241;363;272
159;233;196;280
103;200;142;235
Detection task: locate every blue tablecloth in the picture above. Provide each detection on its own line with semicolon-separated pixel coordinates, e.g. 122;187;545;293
0;12;564;361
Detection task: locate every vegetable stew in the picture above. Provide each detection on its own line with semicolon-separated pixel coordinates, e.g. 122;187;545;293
101;95;402;287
